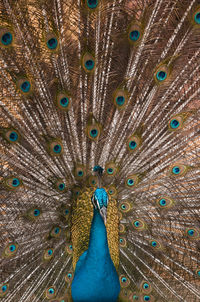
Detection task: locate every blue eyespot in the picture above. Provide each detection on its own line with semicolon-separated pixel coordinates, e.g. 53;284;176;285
53;144;62;154
9;244;16;252
55;227;60;234
67;273;72;278
59;183;65;191
133;296;139;300
33;209;40;217
121;277;127;283
60;97;69;108
195;12;200;24
48;249;53;255
85;59;94;70
159;199;166;206
116;96;125;106
134;221;140;227
170;119;180;129
129;140;137;150
143;283;149;289
69;245;73;250
20;81;31;93
172;166;180;175
144;296;150;301
65;209;69;215
87;0;98;8
48;288;54;294
90;129;98;138
107;168;114;175
127;179;134;186
197;270;200;277
129;30;140;41
78;170;83;177
151;241;157;247
119;238;123;243
121;204;126;210
1;32;12;45
2;285;7;292
156;70;167;81
9;131;18;142
188;229;194;236
12;178;20;187
47;37;58;50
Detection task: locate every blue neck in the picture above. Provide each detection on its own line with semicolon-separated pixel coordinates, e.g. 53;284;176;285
87;208;109;260
71;207;120;302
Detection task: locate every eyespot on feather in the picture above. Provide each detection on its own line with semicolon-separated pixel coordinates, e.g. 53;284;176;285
169;163;189;177
0;28;13;47
56;93;71;111
4;176;23;190
128;24;142;45
82;53;95;72
45;286;56;299
0;284;9;297
4;243;18;257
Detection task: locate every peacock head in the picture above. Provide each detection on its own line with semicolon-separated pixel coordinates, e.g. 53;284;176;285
91;187;108;225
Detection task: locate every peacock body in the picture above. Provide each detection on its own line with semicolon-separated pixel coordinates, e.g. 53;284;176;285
0;0;200;301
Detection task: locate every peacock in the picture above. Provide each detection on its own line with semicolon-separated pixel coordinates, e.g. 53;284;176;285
0;0;200;301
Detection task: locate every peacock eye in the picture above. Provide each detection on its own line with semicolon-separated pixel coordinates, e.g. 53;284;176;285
45;286;56;299
120;275;130;287
195;12;200;24
0;284;9;297
54;144;62;153
48;140;63;156
12;178;20;187
66;243;73;255
159;199;166;206
132;219;146;231
129;30;140;41
43;248;54;261
144;296;150;301
196;269;200;277
20;81;31;93
60;97;69;107
65;272;74;283
107;168;113;175
5;176;22;190
47;37;58;50
8;131;18;142
78;170;83;177
34;209;40;216
87;0;98;9
151;241;157;247
170;119;180;129
169;163;188;177
82;53;95;72
156;70;167;81
186;228;199;239
59;183;65;190
4;243;18;257
50;226;61;238
116;96;125;106
127;178;134;186
129;140;137;150
90;128;98;138
1;32;13;45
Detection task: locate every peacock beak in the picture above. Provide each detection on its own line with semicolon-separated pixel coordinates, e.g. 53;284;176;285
100;206;107;225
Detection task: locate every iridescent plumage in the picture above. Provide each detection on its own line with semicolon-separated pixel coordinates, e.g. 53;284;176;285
0;0;200;301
